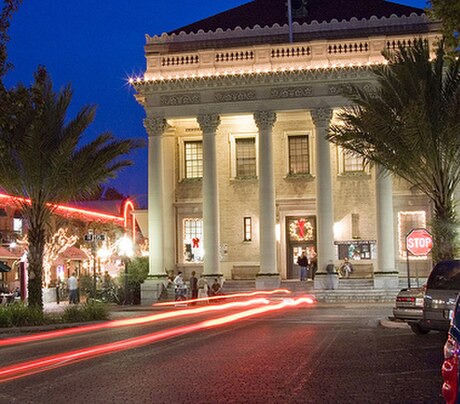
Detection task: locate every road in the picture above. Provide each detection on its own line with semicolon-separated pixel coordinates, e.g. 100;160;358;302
0;301;446;403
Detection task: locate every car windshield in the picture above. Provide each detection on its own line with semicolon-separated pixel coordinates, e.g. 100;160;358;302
427;261;460;290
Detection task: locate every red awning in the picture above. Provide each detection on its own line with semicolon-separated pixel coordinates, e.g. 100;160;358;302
60;246;89;261
0;246;23;259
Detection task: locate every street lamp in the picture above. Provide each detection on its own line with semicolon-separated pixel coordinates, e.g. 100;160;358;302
118;235;133;305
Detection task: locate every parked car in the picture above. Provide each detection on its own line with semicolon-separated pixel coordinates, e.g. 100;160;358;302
393;287;425;334
441;294;460;403
422;260;460;332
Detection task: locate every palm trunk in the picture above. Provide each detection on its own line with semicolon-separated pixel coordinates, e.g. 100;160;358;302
26;202;48;310
431;197;459;263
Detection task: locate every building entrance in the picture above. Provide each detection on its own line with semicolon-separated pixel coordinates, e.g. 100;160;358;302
286;216;317;280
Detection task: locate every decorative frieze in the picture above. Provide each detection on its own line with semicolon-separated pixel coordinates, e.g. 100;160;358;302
137;67;375;94
160;93;200;106
272;86;312;98
143;118;167;137
214;90;256;102
328;85;342;95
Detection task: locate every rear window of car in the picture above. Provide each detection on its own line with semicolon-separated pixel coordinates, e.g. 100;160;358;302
427;261;460;290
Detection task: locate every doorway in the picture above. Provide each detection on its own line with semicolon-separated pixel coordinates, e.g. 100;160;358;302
286;216;316;280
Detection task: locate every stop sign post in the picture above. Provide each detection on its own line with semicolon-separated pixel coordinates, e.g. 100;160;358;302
405;228;433;288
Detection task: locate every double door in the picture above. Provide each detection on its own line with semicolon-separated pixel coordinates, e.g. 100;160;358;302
286;215;317;280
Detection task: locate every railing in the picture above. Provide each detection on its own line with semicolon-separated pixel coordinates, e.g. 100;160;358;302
144;34;438;80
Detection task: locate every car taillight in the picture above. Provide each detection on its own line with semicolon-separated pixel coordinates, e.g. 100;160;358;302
445;337;458;360
396;296;415;303
442;336;459;404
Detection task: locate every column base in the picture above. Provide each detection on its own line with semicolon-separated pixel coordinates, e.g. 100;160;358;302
373;272;399;289
141;277;169;305
313;273;339;290
255;273;280;290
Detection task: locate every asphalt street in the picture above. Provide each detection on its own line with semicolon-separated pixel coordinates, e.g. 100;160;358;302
0;302;447;404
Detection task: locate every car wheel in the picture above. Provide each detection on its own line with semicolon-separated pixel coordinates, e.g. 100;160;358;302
409;322;430;335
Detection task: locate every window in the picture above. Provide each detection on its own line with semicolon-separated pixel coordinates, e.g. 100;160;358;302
183;218;203;263
235;137;256;177
184;140;203;179
398;211;427;258
337;147;366;174
343;152;365;172
13;210;22;235
288;135;309;175
243;217;252;241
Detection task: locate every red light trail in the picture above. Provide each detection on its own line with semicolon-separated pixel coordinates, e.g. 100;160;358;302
152;289;292;307
0;296;315;382
0;298;270;347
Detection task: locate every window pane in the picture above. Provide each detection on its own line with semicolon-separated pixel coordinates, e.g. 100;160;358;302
236;138;256;177
185;141;203;178
183;218;203;262
244;217;252;241
289;135;309;174
343;152;364;172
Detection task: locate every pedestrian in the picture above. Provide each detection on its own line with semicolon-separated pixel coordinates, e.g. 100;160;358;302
210;279;222;296
67;272;78;304
297;250;309;281
189;271;198;302
197;275;209;302
102;271;112;289
310;252;317;280
173;271;186;300
339;257;354;278
326;260;337;290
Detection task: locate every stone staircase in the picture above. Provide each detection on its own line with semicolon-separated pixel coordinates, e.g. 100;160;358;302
221;279;399;303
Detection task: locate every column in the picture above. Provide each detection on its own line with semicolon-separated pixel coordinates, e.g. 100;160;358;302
254;111;278;275
375;165;396;273
311;108;335;273
197;114;221;277
144;117;168;277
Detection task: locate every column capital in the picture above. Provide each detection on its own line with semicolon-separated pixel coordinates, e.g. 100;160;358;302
197;114;220;133
254;111;277;130
144;118;167;137
310;108;333;127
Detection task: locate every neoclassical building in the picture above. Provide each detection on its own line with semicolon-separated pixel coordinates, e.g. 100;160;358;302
132;0;441;300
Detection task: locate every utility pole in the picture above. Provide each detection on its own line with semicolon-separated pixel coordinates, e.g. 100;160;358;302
84;229;106;297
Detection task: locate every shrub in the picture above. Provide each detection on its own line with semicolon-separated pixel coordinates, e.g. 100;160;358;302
0;303;45;327
61;301;110;323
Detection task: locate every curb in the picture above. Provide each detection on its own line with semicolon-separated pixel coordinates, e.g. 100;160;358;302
380;319;410;329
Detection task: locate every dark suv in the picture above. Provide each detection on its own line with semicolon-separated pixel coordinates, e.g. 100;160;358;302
422;260;460;333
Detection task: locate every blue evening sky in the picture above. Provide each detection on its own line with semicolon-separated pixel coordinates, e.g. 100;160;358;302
4;0;428;206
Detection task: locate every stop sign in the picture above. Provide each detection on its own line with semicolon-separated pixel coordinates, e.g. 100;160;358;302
406;228;433;256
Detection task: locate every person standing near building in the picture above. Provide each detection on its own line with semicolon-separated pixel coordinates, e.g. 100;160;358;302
67;272;78;304
297;250;309;281
189;271;198;302
197;275;209;302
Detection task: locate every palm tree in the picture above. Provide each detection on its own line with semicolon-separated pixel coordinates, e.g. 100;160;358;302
328;39;460;263
0;68;143;308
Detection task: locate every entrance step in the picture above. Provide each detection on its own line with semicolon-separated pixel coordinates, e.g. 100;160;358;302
313;289;398;303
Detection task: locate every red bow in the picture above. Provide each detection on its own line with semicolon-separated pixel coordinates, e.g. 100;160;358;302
192;238;200;248
296;219;306;238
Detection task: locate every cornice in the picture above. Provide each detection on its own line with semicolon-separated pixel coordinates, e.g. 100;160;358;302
134;66;375;94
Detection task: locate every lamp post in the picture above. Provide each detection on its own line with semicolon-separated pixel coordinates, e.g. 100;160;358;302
118;235;133;305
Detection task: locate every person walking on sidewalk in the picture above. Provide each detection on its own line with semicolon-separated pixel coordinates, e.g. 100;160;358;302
297;250;309;281
189;271;198;302
67;272;78;304
197;275;209;302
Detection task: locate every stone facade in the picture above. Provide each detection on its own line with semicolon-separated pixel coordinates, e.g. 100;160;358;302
133;5;440;292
